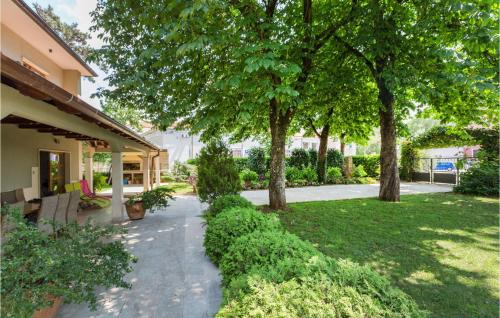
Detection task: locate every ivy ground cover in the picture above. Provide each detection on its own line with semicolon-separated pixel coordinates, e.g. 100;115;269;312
278;193;499;318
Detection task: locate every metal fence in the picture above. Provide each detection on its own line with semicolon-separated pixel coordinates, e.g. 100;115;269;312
412;157;479;185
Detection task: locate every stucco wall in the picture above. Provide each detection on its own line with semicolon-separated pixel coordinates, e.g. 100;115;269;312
1;25;65;87
1;124;81;192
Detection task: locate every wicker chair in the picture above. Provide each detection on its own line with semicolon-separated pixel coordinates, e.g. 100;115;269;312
66;191;80;224
38;195;58;235
54;193;70;229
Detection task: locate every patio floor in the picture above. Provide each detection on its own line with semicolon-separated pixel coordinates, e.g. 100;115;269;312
58;196;222;318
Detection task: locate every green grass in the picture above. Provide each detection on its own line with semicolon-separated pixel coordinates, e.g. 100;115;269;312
278;193;499;318
159;182;194;195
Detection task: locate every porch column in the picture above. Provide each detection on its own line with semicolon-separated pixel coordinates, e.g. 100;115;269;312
84;147;95;192
143;154;150;191
111;152;124;221
154;156;161;187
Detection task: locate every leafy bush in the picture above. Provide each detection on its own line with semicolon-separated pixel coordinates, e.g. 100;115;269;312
307;148;318;167
454;161;499;196
218;276;386;317
247;147;266;176
1;207;136;317
134;187;174;211
399;142;420;181
285;166;302;183
93;172;109;191
326;149;344;168
204;195;254;221
326;167;343;184
233;157;249;172
197;140;241;203
204;207;281;264
240;169;259;183
288;148;310;169
353;165;368;178
219;230;319;284
160;172;175;183
223;257;426;317
172;161;196;181
186;158;198;165
300;166;317;183
352;155;380;178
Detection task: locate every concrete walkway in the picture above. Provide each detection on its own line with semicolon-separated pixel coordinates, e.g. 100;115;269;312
241;182;453;205
58;196;221;318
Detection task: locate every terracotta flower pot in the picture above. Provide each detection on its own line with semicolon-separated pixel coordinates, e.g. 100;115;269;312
125;201;146;220
33;295;63;318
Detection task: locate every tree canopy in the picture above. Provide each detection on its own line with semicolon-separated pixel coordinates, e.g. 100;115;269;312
34;3;93;60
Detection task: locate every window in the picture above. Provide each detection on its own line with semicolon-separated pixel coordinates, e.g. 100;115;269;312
303;142;309;149
311;143;317;150
22;57;49;79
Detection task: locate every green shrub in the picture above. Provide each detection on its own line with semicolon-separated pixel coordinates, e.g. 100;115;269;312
307;148;318;167
186;158;198;165
240;169;259;183
219;230;319;284
353;165;368;178
217;276;386;318
204;208;281;264
172;161;196;181
300;166;317;183
233;157;249;172
399;142;420;181
327;149;344;168
224;256;425;317
92;172;109;191
197;140;241;203
352;155;380;178
160;172;175;182
247;147;266;176
454;161;499;196
285;166;302;183
326;167;343;184
204;195;254;221
1;207;136;317
289;148;309;169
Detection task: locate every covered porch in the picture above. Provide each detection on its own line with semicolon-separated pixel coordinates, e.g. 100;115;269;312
1;53;160;221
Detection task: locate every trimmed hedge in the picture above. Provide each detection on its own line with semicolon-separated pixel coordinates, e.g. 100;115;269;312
204;195;254;221
204;195;426;317
219;230;319;284
217;276;386;317
352;155;380;178
204;207;281;265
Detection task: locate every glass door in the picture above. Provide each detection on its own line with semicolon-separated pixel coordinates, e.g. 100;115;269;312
40;151;67;196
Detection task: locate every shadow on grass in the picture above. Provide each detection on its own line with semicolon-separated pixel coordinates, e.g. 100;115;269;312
280;193;499;318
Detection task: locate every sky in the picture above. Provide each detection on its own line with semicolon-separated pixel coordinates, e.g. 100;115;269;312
25;0;107;109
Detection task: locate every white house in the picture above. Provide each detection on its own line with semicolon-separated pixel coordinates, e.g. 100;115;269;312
142;128;357;169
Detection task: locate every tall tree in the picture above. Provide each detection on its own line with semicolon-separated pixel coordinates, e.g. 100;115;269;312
91;0;359;210
301;48;378;182
33;3;93;60
333;0;497;201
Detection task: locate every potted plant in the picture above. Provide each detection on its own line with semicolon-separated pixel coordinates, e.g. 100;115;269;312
0;207;136;318
125;187;174;220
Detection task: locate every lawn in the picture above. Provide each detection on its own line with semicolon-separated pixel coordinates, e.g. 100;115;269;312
278;193;499;318
159;182;195;195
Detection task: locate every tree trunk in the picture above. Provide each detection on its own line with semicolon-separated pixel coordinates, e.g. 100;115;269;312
377;78;400;202
317;124;330;183
269;98;290;210
339;133;346;155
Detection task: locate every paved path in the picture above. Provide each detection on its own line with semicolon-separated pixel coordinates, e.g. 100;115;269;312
241;182;453;205
58;196;221;318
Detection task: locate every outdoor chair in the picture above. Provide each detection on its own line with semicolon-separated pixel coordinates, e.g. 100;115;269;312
80;180;110;201
54;193;70;228
14;188;25;202
66;190;80;224
38;195;58;235
1;190;17;205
